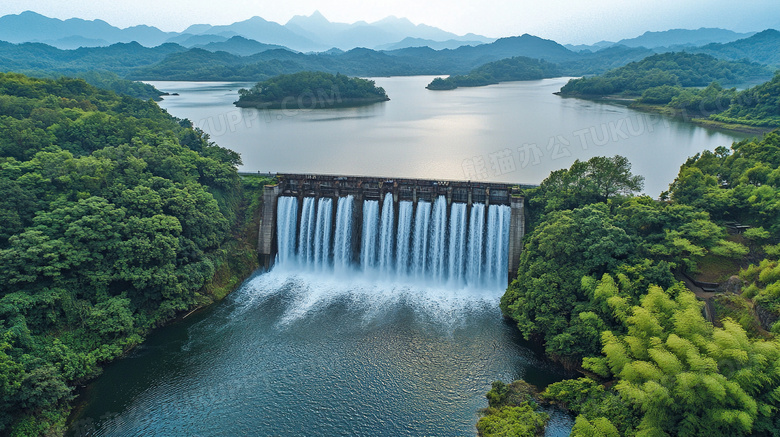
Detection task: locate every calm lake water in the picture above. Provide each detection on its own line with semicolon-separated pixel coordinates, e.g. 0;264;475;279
67;77;749;436
149;76;748;196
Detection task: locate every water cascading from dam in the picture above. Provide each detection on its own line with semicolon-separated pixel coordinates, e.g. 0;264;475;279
276;195;511;289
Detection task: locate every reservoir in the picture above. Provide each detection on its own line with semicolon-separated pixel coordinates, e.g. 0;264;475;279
149;76;747;196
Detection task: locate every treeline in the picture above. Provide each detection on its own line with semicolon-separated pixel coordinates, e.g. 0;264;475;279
0;35;656;82
636;71;780;128
0;73;265;435
486;132;780;436
26;70;166;101
710;72;780;126
235;71;389;109
559;52;773;96
426;56;560;90
0;41;183;76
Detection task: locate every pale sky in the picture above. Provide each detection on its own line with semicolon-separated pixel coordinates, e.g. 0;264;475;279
1;0;778;44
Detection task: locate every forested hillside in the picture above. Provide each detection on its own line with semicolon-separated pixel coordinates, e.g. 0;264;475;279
710;72;780;127
0;34;652;82
694;29;780;67
489;133;780;436
0;73;266;435
559;52;773;96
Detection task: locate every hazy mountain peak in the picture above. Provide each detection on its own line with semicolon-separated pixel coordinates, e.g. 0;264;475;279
182;24;213;34
1;10;487;52
0;11;174;47
288;10;329;23
309;10;328;20
615;27;755;49
246;16;271;23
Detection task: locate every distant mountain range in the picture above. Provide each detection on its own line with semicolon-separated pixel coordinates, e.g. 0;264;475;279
0;32;658;81
3;11;768;58
0;10;776;86
283;11;492;50
0;10;492;52
565;28;755;52
692;29;780;67
0;11;175;48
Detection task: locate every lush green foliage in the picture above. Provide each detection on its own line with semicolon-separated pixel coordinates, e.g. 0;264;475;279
0;72;260;435
71;71;165;101
477;381;549;437
638;73;780;127
668;132;780;237
667;82;739;115
740;259;780;321
539;277;780;437
541;378;638;436
426;56;560;90
581;279;780;436
500;155;747;361
560;52;772;96
639;82;739;117
236;71;388;108
527;155;644;221
9;70;165;101
476;404;548;437
710;72;780;127
0;41;185;77
500;130;780;436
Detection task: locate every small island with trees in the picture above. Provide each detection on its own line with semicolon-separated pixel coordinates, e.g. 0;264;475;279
235;71;389;109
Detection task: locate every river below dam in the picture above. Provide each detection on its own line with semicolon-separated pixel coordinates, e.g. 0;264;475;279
68;269;575;436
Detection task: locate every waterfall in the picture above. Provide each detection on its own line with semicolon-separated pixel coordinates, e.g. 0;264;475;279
360;200;379;271
313;197;333;270
333;196;354;271
298;197;316;265
465;203;485;286
378;193;395;275
395;201;413;276
276;195;512;290
486;204;510;289
428;196;448;283
276;196;298;265
448;202;467;286
411;200;431;279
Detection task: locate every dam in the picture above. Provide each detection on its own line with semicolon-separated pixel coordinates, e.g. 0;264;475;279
258;174;526;288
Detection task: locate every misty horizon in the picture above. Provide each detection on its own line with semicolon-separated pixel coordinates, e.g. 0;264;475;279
1;0;778;45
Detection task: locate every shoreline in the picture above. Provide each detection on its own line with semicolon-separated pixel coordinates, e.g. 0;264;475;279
555;92;775;136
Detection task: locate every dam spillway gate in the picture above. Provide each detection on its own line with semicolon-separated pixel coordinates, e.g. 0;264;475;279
258;174;525;288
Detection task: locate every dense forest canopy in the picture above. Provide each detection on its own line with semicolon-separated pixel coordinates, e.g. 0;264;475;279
709;72;780;127
235;71;389;109
490;131;780;436
559;52;773;96
0;72;265;435
26;70;166;101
